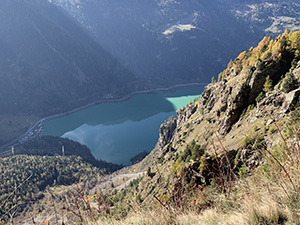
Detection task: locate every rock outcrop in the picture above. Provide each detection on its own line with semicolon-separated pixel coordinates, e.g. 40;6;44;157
138;31;300;204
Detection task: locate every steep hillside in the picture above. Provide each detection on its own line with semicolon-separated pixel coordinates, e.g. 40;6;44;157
0;0;139;115
52;0;300;86
96;30;299;223
0;0;139;144
116;30;300;223
138;28;299;185
7;30;300;225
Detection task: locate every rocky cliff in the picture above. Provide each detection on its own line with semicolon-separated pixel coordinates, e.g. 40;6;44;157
130;30;300;211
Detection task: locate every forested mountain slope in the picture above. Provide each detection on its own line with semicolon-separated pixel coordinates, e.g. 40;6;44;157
0;154;101;222
14;136;122;171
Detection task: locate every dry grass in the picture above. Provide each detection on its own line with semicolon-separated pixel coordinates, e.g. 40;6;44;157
89;171;299;225
12;109;297;225
90;116;300;225
90;207;174;225
237;176;292;224
89;207;249;225
90;209;233;225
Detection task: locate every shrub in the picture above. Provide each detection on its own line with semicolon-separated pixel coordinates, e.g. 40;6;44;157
168;115;175;122
158;155;164;164
136;194;143;203
256;60;264;70
147;167;151;176
291;58;299;68
281;72;298;93
256;92;265;103
240;105;254;119
241;137;252;148
238;164;247;178
268;127;276;134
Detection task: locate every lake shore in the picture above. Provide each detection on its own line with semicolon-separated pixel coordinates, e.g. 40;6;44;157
0;82;208;151
45;82;209;121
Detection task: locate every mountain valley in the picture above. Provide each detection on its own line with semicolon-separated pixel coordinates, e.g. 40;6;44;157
0;1;300;224
1;0;300;144
1;30;300;224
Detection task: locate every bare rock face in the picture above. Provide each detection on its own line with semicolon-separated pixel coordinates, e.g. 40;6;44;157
155;44;299;156
157;103;199;151
157;119;177;150
249;70;267;103
176;104;198;127
284;88;300;111
220;84;250;135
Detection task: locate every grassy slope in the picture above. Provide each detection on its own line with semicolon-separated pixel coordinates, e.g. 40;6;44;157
88;31;300;224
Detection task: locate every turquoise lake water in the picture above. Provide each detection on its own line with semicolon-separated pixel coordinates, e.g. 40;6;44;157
43;86;205;165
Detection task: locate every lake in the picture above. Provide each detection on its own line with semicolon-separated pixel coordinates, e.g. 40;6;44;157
43;85;205;165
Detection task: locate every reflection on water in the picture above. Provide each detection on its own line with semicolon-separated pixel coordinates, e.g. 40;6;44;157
63;112;174;165
43;86;204;165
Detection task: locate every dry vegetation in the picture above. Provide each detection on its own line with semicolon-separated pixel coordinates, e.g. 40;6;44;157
85;31;300;225
88;112;299;225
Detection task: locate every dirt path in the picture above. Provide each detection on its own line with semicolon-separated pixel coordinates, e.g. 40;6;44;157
91;172;146;194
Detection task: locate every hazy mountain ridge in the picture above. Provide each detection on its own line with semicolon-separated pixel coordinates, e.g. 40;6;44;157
0;0;143;145
51;0;260;85
230;0;300;35
0;0;138;116
51;0;300;86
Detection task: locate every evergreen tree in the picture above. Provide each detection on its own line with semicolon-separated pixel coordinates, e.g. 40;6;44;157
263;75;273;93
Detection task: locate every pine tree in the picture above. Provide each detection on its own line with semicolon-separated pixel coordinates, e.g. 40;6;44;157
263;75;273;93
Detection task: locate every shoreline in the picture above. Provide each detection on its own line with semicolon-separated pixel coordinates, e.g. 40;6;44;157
46;82;208;120
0;82;208;151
